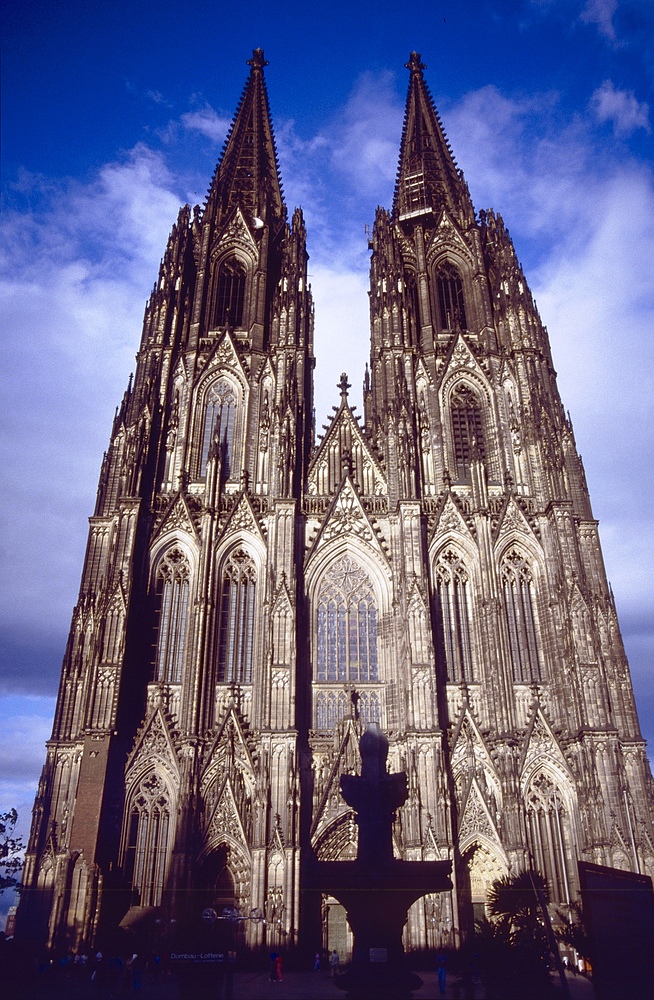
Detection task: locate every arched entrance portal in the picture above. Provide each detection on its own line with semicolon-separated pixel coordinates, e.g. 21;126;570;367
462;841;507;923
195;845;245;951
199;845;236;910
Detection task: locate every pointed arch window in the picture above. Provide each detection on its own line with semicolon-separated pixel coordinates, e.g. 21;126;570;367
316;555;379;683
153;549;190;684
216;550;257;684
501;551;542;682
451;383;485;479
214;257;246;328
436;262;467;330
525;772;573;904
200;380;237;476
435;550;475;682
122;771;172;907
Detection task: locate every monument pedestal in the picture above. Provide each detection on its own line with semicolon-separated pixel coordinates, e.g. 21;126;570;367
306;860;451;998
306;724;452;999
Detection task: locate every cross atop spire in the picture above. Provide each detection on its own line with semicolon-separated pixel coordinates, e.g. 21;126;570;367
393;53;471;223
405;51;426;75
247;48;269;70
206;49;285;226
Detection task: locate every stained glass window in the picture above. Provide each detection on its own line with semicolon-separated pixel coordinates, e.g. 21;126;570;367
316;556;379;683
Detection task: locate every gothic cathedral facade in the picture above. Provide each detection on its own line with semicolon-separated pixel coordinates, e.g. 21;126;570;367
20;51;654;955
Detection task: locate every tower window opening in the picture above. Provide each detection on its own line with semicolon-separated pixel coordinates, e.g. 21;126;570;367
216;550;257;684
451;383;485;479
403;171;427;214
501;551;542;683
436;262;467;330
316;556;379;684
200;381;236;476
214;258;246;328
153;548;190;684
435;550;475;682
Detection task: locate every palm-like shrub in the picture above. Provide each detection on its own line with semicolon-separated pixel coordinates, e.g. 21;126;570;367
473;870;553;997
488;869;549;928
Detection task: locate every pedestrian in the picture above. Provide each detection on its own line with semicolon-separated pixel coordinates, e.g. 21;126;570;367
275;953;283;981
269;951;278;981
436;949;447;994
127;952;142;992
313;951;321;972
330;949;339;977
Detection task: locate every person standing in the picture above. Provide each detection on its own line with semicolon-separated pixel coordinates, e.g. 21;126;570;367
436;949;447;994
330;949;340;977
313;952;321;972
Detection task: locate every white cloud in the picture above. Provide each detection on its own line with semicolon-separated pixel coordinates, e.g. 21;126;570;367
445;86;593;240
0;148;183;643
533;165;654;614
311;266;370;424
181;106;231;144
580;0;618;40
0;696;54;834
591;80;651;136
329;71;403;198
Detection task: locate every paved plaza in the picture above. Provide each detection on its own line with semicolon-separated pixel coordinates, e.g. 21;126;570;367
8;965;600;1000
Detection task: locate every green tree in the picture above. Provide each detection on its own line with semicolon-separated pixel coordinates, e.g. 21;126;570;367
0;809;24;893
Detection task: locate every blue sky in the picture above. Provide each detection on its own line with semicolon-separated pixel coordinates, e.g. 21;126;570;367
1;0;653;900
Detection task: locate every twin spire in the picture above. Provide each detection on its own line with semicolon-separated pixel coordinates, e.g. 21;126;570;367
394;51;467;221
208;48;285;225
210;49;466;228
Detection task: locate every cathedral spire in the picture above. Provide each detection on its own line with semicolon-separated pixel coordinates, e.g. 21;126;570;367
207;48;285;226
393;52;469;222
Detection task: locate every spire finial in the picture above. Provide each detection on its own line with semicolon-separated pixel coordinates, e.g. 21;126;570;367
405;51;426;75
338;372;351;401
247;48;268;70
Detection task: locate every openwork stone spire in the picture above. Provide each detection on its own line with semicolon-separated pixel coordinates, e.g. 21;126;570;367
393;51;472;223
206;47;285;225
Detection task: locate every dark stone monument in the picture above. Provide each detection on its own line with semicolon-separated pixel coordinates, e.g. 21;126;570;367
306;723;452;998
